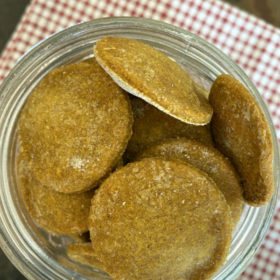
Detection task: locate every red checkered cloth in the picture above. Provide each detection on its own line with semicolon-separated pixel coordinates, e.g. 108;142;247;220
0;0;280;279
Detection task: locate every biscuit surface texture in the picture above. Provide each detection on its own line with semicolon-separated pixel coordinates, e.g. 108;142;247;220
18;60;133;193
89;158;232;280
125;97;213;161
94;36;213;125
17;156;94;235
209;74;274;206
139;138;243;226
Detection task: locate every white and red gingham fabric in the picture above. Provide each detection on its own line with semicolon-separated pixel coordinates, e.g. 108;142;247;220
0;0;280;279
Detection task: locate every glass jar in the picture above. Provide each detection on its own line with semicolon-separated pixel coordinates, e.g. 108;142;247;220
0;17;279;280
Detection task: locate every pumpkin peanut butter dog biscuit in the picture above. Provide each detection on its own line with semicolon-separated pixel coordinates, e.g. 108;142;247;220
17;156;94;235
125;97;213;161
94;36;213;125
18;59;133;193
138;138;243;226
89;158;232;280
209;74;274;206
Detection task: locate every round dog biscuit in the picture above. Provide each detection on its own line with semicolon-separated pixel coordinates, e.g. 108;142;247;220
17;156;94;235
125;97;213;161
139;138;243;226
89;158;232;280
209;74;274;206
94;36;213;125
18;59;133;193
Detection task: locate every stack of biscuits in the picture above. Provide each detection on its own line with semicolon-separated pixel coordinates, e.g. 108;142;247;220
17;37;274;280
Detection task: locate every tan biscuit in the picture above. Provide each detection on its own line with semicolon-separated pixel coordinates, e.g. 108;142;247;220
209;74;274;206
94;36;213;125
18;59;133;193
138;138;243;226
89;158;232;280
125;97;213;161
67;243;105;271
17;156;94;235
